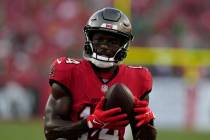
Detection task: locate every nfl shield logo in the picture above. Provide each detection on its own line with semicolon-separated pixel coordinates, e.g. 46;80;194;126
101;85;109;93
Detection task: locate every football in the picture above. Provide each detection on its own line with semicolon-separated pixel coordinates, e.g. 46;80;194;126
104;83;134;119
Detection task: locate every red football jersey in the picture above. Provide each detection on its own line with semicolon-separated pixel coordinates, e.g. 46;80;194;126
49;57;152;140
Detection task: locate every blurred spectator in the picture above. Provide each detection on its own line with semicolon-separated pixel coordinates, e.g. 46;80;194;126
154;0;210;48
0;0;92;118
34;0;89;52
0;81;34;119
84;0;113;12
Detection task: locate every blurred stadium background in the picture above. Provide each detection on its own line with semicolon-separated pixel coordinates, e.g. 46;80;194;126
0;0;210;139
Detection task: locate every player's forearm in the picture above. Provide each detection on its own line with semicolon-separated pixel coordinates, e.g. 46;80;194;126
132;124;157;140
44;119;89;140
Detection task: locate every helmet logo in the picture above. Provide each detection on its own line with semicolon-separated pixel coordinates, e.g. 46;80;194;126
105;24;112;29
101;23;117;30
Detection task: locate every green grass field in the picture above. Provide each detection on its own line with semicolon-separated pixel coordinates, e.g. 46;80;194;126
0;119;209;140
0;119;45;140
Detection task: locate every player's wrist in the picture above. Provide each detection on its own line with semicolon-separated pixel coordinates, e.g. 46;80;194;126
80;119;90;131
87;115;94;128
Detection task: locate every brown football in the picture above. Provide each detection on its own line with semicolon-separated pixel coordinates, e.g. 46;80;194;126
104;83;134;119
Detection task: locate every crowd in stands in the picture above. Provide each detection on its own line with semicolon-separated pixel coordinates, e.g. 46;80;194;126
0;0;209;118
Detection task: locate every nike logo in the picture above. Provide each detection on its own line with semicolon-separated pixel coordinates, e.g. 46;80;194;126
93;119;103;125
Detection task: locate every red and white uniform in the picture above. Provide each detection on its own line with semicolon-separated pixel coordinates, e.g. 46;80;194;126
49;57;152;140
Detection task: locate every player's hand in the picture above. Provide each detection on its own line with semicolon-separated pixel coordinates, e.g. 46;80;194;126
133;97;155;127
87;96;129;129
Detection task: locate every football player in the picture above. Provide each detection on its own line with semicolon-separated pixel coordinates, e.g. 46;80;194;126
44;7;156;140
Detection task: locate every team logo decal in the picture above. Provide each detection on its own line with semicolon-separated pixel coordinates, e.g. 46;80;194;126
101;23;117;30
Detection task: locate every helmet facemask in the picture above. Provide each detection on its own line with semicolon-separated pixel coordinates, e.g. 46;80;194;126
84;30;130;68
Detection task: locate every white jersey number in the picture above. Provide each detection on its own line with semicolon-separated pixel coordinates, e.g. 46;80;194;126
79;106;119;140
65;58;80;64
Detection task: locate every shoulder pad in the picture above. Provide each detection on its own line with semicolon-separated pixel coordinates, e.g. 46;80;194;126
127;65;152;82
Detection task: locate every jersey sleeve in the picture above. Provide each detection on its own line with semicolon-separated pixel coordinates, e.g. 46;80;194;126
142;67;153;95
48;57;73;91
127;65;153;98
